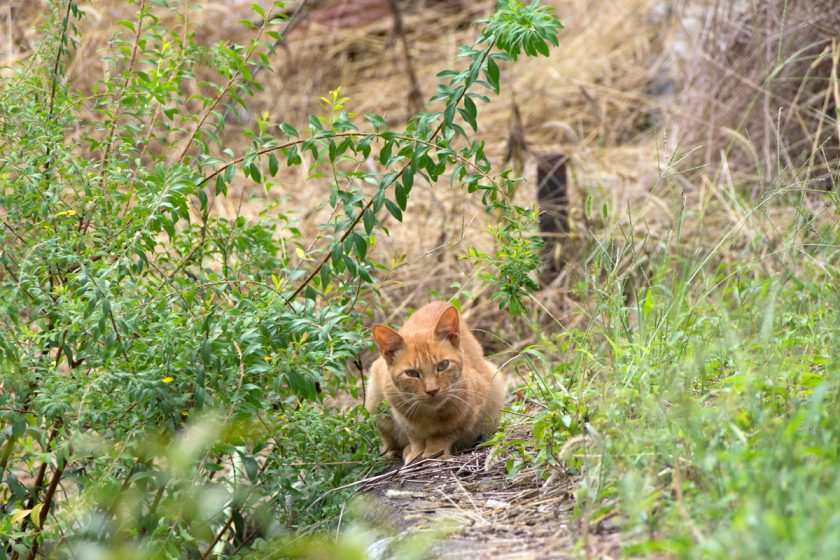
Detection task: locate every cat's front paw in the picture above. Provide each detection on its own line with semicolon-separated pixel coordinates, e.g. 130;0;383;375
403;449;423;464
422;448;452;460
403;442;424;464
421;438;453;460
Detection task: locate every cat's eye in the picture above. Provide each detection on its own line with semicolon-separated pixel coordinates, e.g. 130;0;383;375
436;360;449;372
404;369;421;379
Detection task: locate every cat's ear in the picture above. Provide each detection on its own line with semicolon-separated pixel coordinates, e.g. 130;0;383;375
434;306;461;348
373;325;405;363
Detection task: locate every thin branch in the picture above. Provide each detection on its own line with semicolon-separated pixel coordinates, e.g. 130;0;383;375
97;463;139;541
284;41;496;304
83;0;148;235
39;0;75;203
198;454;272;560
174;42;499;310
190;108;503;305
16;426;59;537
167;223;206;279
199;515;235;560
97;0;146;172
197;132;496;194
306;452;445;511
46;0;73;124
221;0;311;122
172;9;274;164
147;279;284;307
3;220;29;245
26;454;66;560
227;340;246;418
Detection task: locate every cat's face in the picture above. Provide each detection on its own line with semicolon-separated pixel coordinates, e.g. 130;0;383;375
373;306;463;407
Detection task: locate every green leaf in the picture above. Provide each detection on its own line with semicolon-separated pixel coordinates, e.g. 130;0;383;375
286;145;301;166
486;58;500;93
358;135;374;158
320;260;331;288
268;153;279;177
280;122;299;138
444;101;457;126
379;141;393;166
224;163;236;183
363;207;376;234
9;509;32;525
250;163;262;183
31;504;43;529
242;456;260;482
365;113;387;130
215;174;228;196
461;96;478;131
373;190;385;213
308;114;323;131
403;169;414;193
348;232;367;260
343;254;358;274
395;183;407;211
384;199;403;221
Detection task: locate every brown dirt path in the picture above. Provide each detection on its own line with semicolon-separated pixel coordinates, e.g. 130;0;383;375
360;446;621;559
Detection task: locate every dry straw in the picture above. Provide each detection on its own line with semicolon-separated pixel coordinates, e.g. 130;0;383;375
5;0;833;341
673;0;840;186
0;0;689;339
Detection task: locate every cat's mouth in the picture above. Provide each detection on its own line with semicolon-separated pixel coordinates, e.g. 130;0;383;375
418;393;448;408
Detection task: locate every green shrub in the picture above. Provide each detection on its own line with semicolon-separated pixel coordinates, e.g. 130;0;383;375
0;0;561;556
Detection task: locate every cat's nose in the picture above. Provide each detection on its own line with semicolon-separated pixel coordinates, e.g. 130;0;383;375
425;388;439;397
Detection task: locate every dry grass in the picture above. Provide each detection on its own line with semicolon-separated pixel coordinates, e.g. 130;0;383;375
4;0;834;344
673;0;840;185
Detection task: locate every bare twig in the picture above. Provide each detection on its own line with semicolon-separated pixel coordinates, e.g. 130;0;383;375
198;453;272;560
306;451;446;511
14;425;59;542
46;0;73;125
198;516;234;560
22;447;66;560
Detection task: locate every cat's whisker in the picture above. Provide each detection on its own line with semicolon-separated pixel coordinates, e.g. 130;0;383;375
449;386;488;401
406;401;421;420
403;397;423;420
446;392;480;414
449;386;487;398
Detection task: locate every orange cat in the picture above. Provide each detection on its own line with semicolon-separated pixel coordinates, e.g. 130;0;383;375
365;301;506;464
